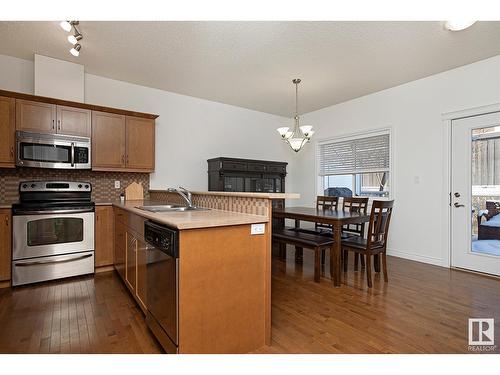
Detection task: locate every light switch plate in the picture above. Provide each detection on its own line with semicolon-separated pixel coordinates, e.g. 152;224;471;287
251;223;265;235
114;181;120;189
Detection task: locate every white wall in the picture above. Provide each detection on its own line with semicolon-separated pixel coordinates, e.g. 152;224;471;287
292;54;500;267
0;54;295;192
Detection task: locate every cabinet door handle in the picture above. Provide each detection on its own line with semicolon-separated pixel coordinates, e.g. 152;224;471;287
5;215;9;226
10;146;14;159
52;119;55;130
126;155;129;164
121;155;125;164
58;119;61;130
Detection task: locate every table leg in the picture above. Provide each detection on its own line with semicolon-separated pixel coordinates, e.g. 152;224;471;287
331;224;342;287
294;219;303;263
374;254;381;273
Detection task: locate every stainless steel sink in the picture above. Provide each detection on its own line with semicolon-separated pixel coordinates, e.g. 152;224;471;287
136;205;210;213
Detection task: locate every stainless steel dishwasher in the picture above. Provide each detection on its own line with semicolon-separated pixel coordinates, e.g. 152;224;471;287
144;220;179;354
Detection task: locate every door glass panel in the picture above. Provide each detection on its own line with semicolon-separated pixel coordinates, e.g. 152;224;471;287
27;218;84;246
20;142;71;163
471;125;500;256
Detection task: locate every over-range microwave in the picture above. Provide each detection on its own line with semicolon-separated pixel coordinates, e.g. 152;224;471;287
16;131;91;169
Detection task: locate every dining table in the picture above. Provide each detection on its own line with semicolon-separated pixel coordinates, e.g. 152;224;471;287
272;206;371;287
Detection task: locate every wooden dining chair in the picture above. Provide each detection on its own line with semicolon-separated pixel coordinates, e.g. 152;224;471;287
315;196;339;232
341;200;394;288
341;197;369;271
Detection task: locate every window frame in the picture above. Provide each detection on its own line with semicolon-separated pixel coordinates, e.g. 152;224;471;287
315;127;394;200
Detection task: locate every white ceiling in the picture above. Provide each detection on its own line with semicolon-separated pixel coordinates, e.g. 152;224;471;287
1;21;500;116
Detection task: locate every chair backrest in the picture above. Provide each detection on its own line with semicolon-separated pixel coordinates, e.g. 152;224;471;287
342;197;369;236
316;196;338;231
316;196;339;211
366;200;394;250
342;196;369;214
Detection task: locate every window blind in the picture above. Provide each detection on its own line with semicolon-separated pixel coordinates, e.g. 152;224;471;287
318;133;390;176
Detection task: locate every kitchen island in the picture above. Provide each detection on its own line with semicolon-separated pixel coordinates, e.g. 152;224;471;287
97;191;299;354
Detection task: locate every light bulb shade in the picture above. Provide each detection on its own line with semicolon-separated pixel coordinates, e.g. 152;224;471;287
444;20;476;31
60;21;72;32
67;33;82;45
299;125;313;135
288;138;306;152
70;44;81;57
277;127;290;137
305;130;315;139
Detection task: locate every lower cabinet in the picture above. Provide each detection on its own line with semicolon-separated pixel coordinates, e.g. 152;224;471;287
113;207;147;313
95;206;114;267
0;209;11;282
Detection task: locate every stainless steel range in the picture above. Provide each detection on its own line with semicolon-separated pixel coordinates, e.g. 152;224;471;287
11;181;95;286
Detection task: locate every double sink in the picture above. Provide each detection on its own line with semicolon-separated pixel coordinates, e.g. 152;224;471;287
136;204;209;213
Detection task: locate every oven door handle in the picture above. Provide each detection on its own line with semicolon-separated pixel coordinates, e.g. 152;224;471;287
14;253;93;267
71;142;75;168
15;209;94;215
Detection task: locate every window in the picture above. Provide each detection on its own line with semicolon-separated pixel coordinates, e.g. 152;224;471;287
317;130;391;198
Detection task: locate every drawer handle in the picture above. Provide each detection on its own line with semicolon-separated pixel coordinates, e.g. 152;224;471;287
15;253;92;267
10;146;14;158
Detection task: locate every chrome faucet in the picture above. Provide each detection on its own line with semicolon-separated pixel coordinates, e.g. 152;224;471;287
167;186;194;208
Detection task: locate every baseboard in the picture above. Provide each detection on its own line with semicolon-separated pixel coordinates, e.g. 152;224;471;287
95;265;115;274
0;280;10;289
387;248;448;268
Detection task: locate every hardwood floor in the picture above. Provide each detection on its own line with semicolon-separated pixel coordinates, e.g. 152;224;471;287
1;250;499;354
0;272;162;354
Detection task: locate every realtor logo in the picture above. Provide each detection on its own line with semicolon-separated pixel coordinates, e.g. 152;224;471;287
469;318;495;346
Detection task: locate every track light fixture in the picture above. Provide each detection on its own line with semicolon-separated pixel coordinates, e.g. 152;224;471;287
59;21;83;57
70;44;81;57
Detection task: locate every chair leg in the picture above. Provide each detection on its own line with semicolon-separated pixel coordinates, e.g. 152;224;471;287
343;250;348;272
382;252;389;282
295;246;303;263
321;249;326;265
374;254;381;273
354;253;359;271
314;248;321;282
365;254;373;288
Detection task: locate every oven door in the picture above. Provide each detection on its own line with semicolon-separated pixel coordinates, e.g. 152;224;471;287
16;131;91;169
12;211;95;260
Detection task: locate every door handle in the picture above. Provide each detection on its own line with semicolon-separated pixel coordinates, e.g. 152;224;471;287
454;202;465;208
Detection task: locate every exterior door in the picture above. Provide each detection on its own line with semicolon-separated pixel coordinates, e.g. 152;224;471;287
125;116;155;170
16;99;56;133
451;112;500;276
92;111;126;169
0;96;15;167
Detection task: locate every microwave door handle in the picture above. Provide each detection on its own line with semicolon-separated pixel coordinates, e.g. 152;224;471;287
71;142;75;167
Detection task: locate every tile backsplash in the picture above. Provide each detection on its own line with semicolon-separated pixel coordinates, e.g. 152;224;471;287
0;168;149;203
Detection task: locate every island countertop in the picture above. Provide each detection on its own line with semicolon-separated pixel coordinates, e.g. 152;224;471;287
110;200;268;230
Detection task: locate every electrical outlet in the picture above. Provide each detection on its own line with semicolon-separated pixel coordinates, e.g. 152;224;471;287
251;223;265;235
114;181;120;189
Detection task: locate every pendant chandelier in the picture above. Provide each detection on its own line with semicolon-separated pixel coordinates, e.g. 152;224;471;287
277;78;314;152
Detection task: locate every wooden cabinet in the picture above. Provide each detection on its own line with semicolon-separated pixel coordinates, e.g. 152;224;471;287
16;99;90;137
56;105;91;137
114;209;126;280
95;206;114;267
126;231;137;292
0;209;11;282
125;116;155;170
92;113;155;172
92;111;126;169
136;238;148;312
16;99;56;134
0;96;15;168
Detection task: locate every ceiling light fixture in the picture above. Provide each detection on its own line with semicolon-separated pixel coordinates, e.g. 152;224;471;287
277;78;314;153
67;33;82;45
444;20;476;31
59;20;78;32
70;44;81;57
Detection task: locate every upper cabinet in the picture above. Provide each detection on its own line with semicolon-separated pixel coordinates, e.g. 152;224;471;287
126;117;155;171
92;112;155;172
0;89;158;173
16;99;91;137
92;111;126;170
56;105;91;137
16;99;56;134
0;96;15;168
